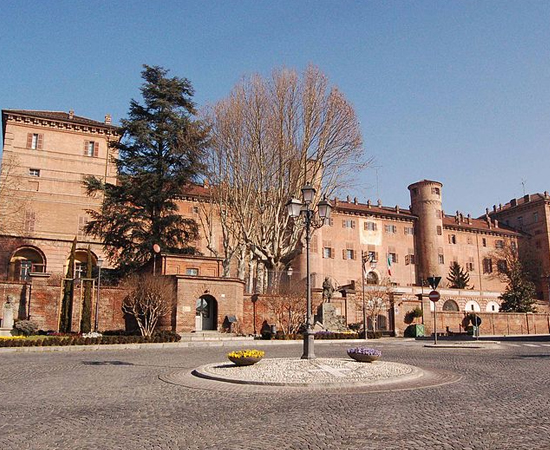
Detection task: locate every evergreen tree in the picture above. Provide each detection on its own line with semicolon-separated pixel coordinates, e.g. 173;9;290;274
80;246;93;333
59;237;76;332
447;261;470;289
84;65;208;275
500;259;537;312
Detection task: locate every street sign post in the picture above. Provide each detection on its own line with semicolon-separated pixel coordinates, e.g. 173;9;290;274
429;290;440;345
427;276;441;290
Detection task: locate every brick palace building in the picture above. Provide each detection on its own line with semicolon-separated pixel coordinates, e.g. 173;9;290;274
1;109;549;335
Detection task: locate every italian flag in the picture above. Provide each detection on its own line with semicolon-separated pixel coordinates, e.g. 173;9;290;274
387;255;392;276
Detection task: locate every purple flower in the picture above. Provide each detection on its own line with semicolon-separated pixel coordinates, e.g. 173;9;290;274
347;347;382;357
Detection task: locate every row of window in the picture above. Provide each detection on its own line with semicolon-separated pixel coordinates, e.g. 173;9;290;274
344;219;415;235
26;133;100;158
321;247;415;265
447;234;509;249
410;187;440;197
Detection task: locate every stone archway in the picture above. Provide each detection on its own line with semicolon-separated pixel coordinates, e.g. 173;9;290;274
195;295;218;331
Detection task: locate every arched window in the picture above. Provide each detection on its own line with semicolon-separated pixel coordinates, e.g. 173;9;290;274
72;249;98;279
486;301;500;313
366;271;379;285
9;247;46;281
443;300;459;311
464;300;480;312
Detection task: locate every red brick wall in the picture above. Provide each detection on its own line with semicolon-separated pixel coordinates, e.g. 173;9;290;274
0;279;127;332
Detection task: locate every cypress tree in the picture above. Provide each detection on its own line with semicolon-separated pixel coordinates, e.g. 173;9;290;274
59;237;77;332
80;246;93;333
446;261;470;289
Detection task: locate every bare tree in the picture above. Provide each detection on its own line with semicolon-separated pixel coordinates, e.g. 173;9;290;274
204;65;366;288
266;286;307;335
122;274;173;337
196;185;245;278
360;278;392;335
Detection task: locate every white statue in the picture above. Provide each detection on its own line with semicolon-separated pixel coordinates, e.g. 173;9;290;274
2;295;15;329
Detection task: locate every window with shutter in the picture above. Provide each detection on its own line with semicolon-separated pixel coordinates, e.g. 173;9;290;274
24;211;36;233
27;133;43;150
84;140;98;157
311;235;318;253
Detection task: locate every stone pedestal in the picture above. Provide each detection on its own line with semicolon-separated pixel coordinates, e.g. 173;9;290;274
0;295;15;336
318;303;347;332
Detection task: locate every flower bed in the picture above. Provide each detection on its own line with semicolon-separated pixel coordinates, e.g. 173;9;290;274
270;331;362;340
0;331;181;347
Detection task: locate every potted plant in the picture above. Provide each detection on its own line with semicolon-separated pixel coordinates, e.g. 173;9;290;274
227;349;265;366
347;347;382;363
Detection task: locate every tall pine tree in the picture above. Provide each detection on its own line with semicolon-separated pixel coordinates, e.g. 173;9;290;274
446;261;470;289
84;65;209;275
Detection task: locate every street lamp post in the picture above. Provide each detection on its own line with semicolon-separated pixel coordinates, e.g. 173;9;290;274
286;184;332;360
94;258;104;332
153;244;161;275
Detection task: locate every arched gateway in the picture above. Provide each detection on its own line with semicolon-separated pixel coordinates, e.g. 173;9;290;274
195;295;218;331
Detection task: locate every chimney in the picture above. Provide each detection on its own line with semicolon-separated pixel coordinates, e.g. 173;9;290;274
494;219;499;228
104;114;112;125
523;194;530;203
353;197;358;204
377;199;382;207
467;214;472;224
499;203;502;210
493;205;497;213
346;195;350;203
203;178;209;188
366;199;371;208
69;110;74;119
459;213;464;223
395;205;400;214
455;211;459;224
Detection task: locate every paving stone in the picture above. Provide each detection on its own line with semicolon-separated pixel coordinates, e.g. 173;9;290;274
0;340;549;449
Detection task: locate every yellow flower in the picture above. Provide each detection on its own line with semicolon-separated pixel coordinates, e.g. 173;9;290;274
227;349;265;359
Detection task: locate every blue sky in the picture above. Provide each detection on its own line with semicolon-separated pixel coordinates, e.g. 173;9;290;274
1;1;549;216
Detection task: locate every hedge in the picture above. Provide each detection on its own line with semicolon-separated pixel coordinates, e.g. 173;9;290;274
0;331;181;348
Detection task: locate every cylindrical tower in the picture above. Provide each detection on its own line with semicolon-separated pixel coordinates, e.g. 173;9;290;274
408;180;444;285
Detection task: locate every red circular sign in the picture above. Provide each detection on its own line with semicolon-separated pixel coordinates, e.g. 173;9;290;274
429;290;440;302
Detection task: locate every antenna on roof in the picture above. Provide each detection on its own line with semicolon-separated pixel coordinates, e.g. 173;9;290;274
521;179;526;196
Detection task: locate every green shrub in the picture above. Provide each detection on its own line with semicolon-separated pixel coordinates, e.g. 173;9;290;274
13;320;39;336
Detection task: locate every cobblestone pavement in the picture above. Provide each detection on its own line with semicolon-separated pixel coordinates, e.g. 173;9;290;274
1;340;549;449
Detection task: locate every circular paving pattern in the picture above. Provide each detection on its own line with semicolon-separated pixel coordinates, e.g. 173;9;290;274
160;357;461;393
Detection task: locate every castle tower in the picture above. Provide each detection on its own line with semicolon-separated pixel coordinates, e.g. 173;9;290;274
408;180;445;285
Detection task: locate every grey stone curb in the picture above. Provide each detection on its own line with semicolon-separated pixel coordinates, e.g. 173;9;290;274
0;337;408;354
423;341;501;349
